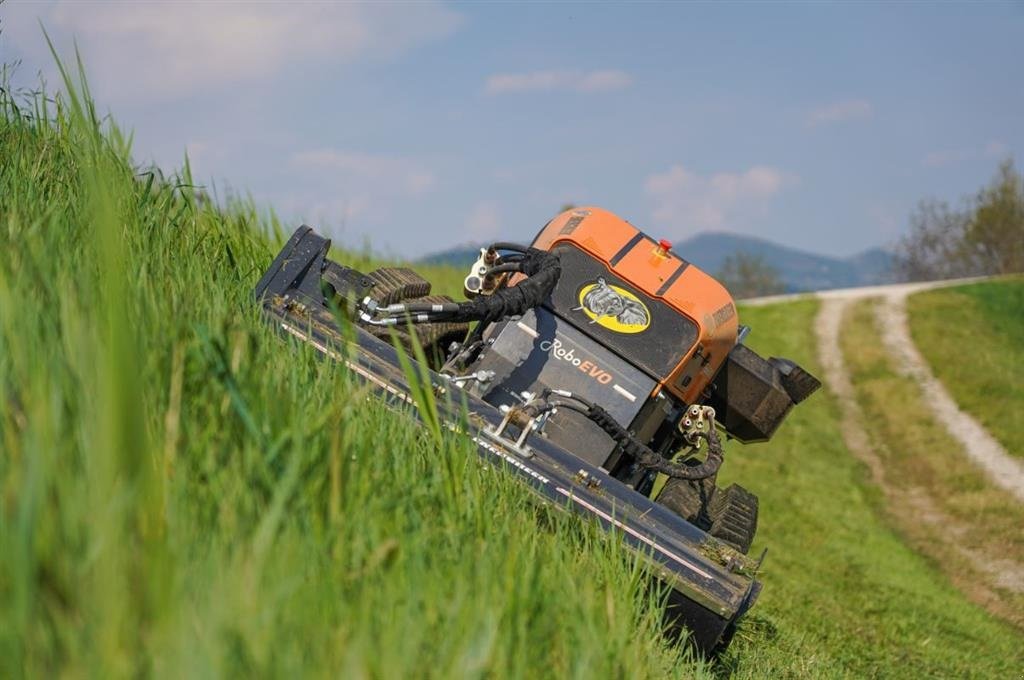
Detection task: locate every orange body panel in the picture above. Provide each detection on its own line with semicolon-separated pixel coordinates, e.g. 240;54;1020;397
532;207;738;404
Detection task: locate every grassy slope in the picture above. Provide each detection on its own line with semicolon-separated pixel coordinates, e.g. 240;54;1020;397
0;72;696;678
718;302;1023;677
2;65;1021;677
907;278;1024;457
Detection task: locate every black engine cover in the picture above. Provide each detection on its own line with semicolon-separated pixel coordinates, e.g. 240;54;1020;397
470;307;656;468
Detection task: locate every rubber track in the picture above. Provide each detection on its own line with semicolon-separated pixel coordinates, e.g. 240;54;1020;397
657;479;758;554
656;477;715;527
707;485;758;555
366;267;433;305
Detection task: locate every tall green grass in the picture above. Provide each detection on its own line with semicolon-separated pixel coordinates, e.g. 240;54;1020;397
0;60;696;677
3;52;1023;678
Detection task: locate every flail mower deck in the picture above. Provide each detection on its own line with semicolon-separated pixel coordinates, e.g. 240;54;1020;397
253;207;819;654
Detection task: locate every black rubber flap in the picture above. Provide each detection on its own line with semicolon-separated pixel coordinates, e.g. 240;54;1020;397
707;344;794;443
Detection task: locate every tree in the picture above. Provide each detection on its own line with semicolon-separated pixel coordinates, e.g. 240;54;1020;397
894;199;973;280
715;252;786;299
895;159;1024;280
964;160;1024;275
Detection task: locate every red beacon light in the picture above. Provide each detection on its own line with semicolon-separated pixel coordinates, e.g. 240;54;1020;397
657;238;672;255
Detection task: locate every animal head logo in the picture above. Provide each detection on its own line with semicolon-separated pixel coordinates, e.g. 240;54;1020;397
575;278;650;334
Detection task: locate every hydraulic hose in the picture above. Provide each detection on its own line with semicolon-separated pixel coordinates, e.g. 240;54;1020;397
527;391;723;481
487;241;531;254
483;262;524;276
452;247;561;324
359;247;560;327
582;401;723;480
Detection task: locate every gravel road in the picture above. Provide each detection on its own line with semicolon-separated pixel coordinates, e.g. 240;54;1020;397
747;277;1024;501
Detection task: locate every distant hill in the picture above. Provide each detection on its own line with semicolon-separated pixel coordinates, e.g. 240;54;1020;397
419;244;488;267
675;232;897;292
418;232;897;293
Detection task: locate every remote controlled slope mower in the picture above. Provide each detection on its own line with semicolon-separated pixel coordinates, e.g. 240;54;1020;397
253;206;820;654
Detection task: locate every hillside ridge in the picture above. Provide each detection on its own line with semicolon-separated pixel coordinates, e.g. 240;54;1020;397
419;230;896;293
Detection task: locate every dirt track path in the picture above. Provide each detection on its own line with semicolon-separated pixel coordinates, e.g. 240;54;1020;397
779;280;1024;501
748;278;1024;499
874;293;1024;502
806;283;1024;621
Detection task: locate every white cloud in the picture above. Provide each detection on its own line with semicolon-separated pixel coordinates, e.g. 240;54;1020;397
575;70;632;92
290;150;436;196
644;164;796;235
984;140;1009;158
484;69;631;95
807;99;873;127
3;1;462;102
921;149;962;168
280;148;439;243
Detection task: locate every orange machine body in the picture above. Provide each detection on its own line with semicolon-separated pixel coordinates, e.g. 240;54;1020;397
531;206;738;405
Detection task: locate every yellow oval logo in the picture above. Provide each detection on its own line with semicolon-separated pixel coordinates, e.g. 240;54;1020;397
576;278;651;334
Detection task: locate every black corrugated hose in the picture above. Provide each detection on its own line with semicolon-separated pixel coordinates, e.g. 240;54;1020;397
585;401;724;480
454;247;561;324
530;393;723;480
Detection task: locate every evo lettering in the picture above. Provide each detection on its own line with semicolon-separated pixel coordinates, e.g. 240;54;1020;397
539;339;613;385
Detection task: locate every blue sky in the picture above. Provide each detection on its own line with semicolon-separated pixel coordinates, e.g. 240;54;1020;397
3;1;1022;258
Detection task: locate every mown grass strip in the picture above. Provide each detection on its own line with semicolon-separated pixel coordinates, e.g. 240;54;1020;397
710;300;1024;677
907;277;1024;458
839;298;1024;627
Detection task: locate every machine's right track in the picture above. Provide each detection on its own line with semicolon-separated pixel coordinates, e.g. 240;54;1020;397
657;478;759;554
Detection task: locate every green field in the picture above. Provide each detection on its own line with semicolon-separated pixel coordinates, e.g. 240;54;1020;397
908;278;1024;457
720;302;1022;677
2;61;1022;677
840;298;1024;626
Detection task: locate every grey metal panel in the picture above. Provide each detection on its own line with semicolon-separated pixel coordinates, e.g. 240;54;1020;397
474;308;657;467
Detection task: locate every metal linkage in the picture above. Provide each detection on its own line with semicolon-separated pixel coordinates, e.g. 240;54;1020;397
443;369;496;389
481;392;556;460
